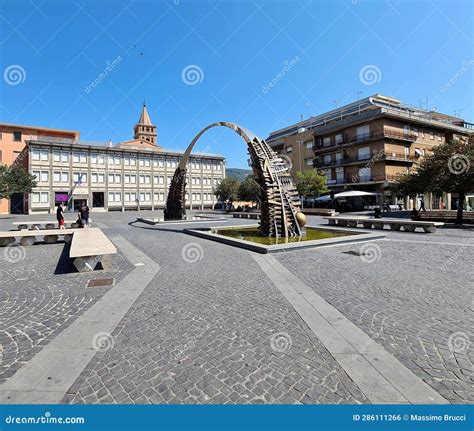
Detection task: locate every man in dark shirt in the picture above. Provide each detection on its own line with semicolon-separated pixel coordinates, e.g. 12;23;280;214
79;201;91;228
56;202;65;229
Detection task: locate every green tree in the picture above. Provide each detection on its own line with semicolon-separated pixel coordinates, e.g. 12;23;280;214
0;164;37;200
214;177;240;204
392;138;473;224
295;170;329;201
238;175;260;203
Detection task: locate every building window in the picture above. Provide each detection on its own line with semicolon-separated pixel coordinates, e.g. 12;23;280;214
305;158;313;166
32;192;49;204
13;131;22;141
403;125;410;135
358;147;370;160
437;133;442;141
108;192;122;203
33;171;49;183
73;152;80;163
286;146;293;153
335;134;343;144
356;125;370;140
322;137;331;147
304;141;313;150
32;149;40;161
40;150;48;161
154;176;164;185
430;131;434;140
323;154;332;165
53;151;61;162
358;167;371;182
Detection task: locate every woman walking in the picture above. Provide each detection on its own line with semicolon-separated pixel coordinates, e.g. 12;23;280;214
56;202;65;229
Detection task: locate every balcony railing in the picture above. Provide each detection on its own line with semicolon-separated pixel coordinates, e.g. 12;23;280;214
326;174;404;186
314;130;417;149
314;151;417;168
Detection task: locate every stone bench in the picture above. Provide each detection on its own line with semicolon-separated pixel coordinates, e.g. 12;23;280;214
323;216;444;233
231;212;260;219
69;228;117;272
0;228;82;247
12;220;80;230
0;228;116;273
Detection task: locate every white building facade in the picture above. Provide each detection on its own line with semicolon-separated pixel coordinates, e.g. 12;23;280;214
25;103;225;214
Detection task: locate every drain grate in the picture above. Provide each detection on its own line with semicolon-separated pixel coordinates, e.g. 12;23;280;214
86;278;115;288
342;250;364;256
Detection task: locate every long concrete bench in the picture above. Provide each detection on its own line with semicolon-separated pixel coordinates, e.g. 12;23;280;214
324;216;444;233
0;228;82;247
69;228;117;272
231;212;260;219
0;228;116;272
12;220;80;230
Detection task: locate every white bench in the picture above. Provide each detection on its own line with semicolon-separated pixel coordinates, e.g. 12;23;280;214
0;228;81;247
0;227;116;273
12;220;80;230
324;216;444;233
69;228;117;272
231;212;260;219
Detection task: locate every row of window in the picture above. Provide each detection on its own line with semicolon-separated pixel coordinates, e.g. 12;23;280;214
33;171;222;186
31;191;215;205
32;148;223;170
317;124;443;148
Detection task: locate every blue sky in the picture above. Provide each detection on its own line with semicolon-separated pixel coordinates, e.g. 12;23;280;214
1;0;473;168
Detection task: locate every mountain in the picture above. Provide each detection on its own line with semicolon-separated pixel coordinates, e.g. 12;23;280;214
226;168;252;181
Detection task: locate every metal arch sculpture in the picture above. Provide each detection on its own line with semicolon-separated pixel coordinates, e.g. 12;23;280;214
164;121;303;237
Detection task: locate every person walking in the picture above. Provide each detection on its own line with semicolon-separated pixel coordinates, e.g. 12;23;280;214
56;202;65;229
79;201;91;228
419;198;426;211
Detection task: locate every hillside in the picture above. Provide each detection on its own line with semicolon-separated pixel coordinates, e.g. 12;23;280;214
226;168;252;181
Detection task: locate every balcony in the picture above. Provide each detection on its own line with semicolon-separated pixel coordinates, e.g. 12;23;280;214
314;151;417;168
314;130;417;150
326;174;404;186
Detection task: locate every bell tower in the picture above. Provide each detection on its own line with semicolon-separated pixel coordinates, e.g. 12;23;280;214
133;100;157;146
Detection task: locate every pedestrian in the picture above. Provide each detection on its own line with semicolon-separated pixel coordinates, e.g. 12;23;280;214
419;198;426;211
79;201;91;228
56;202;65;229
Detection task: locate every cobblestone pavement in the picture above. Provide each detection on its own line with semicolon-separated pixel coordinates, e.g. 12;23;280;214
275;228;474;404
1;211;472;404
62;217;368;404
0;217;133;384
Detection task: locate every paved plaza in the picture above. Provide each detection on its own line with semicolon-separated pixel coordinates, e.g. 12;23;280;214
0;212;472;404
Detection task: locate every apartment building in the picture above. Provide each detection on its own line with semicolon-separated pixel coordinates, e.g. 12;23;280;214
6;103;225;214
267;94;473;208
0;124;79;214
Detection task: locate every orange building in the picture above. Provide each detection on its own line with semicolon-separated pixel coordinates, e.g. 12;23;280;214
0;124;79;214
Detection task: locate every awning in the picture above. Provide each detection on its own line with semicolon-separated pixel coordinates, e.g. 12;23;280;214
415;149;423;156
314;195;332;202
334;190;377;198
